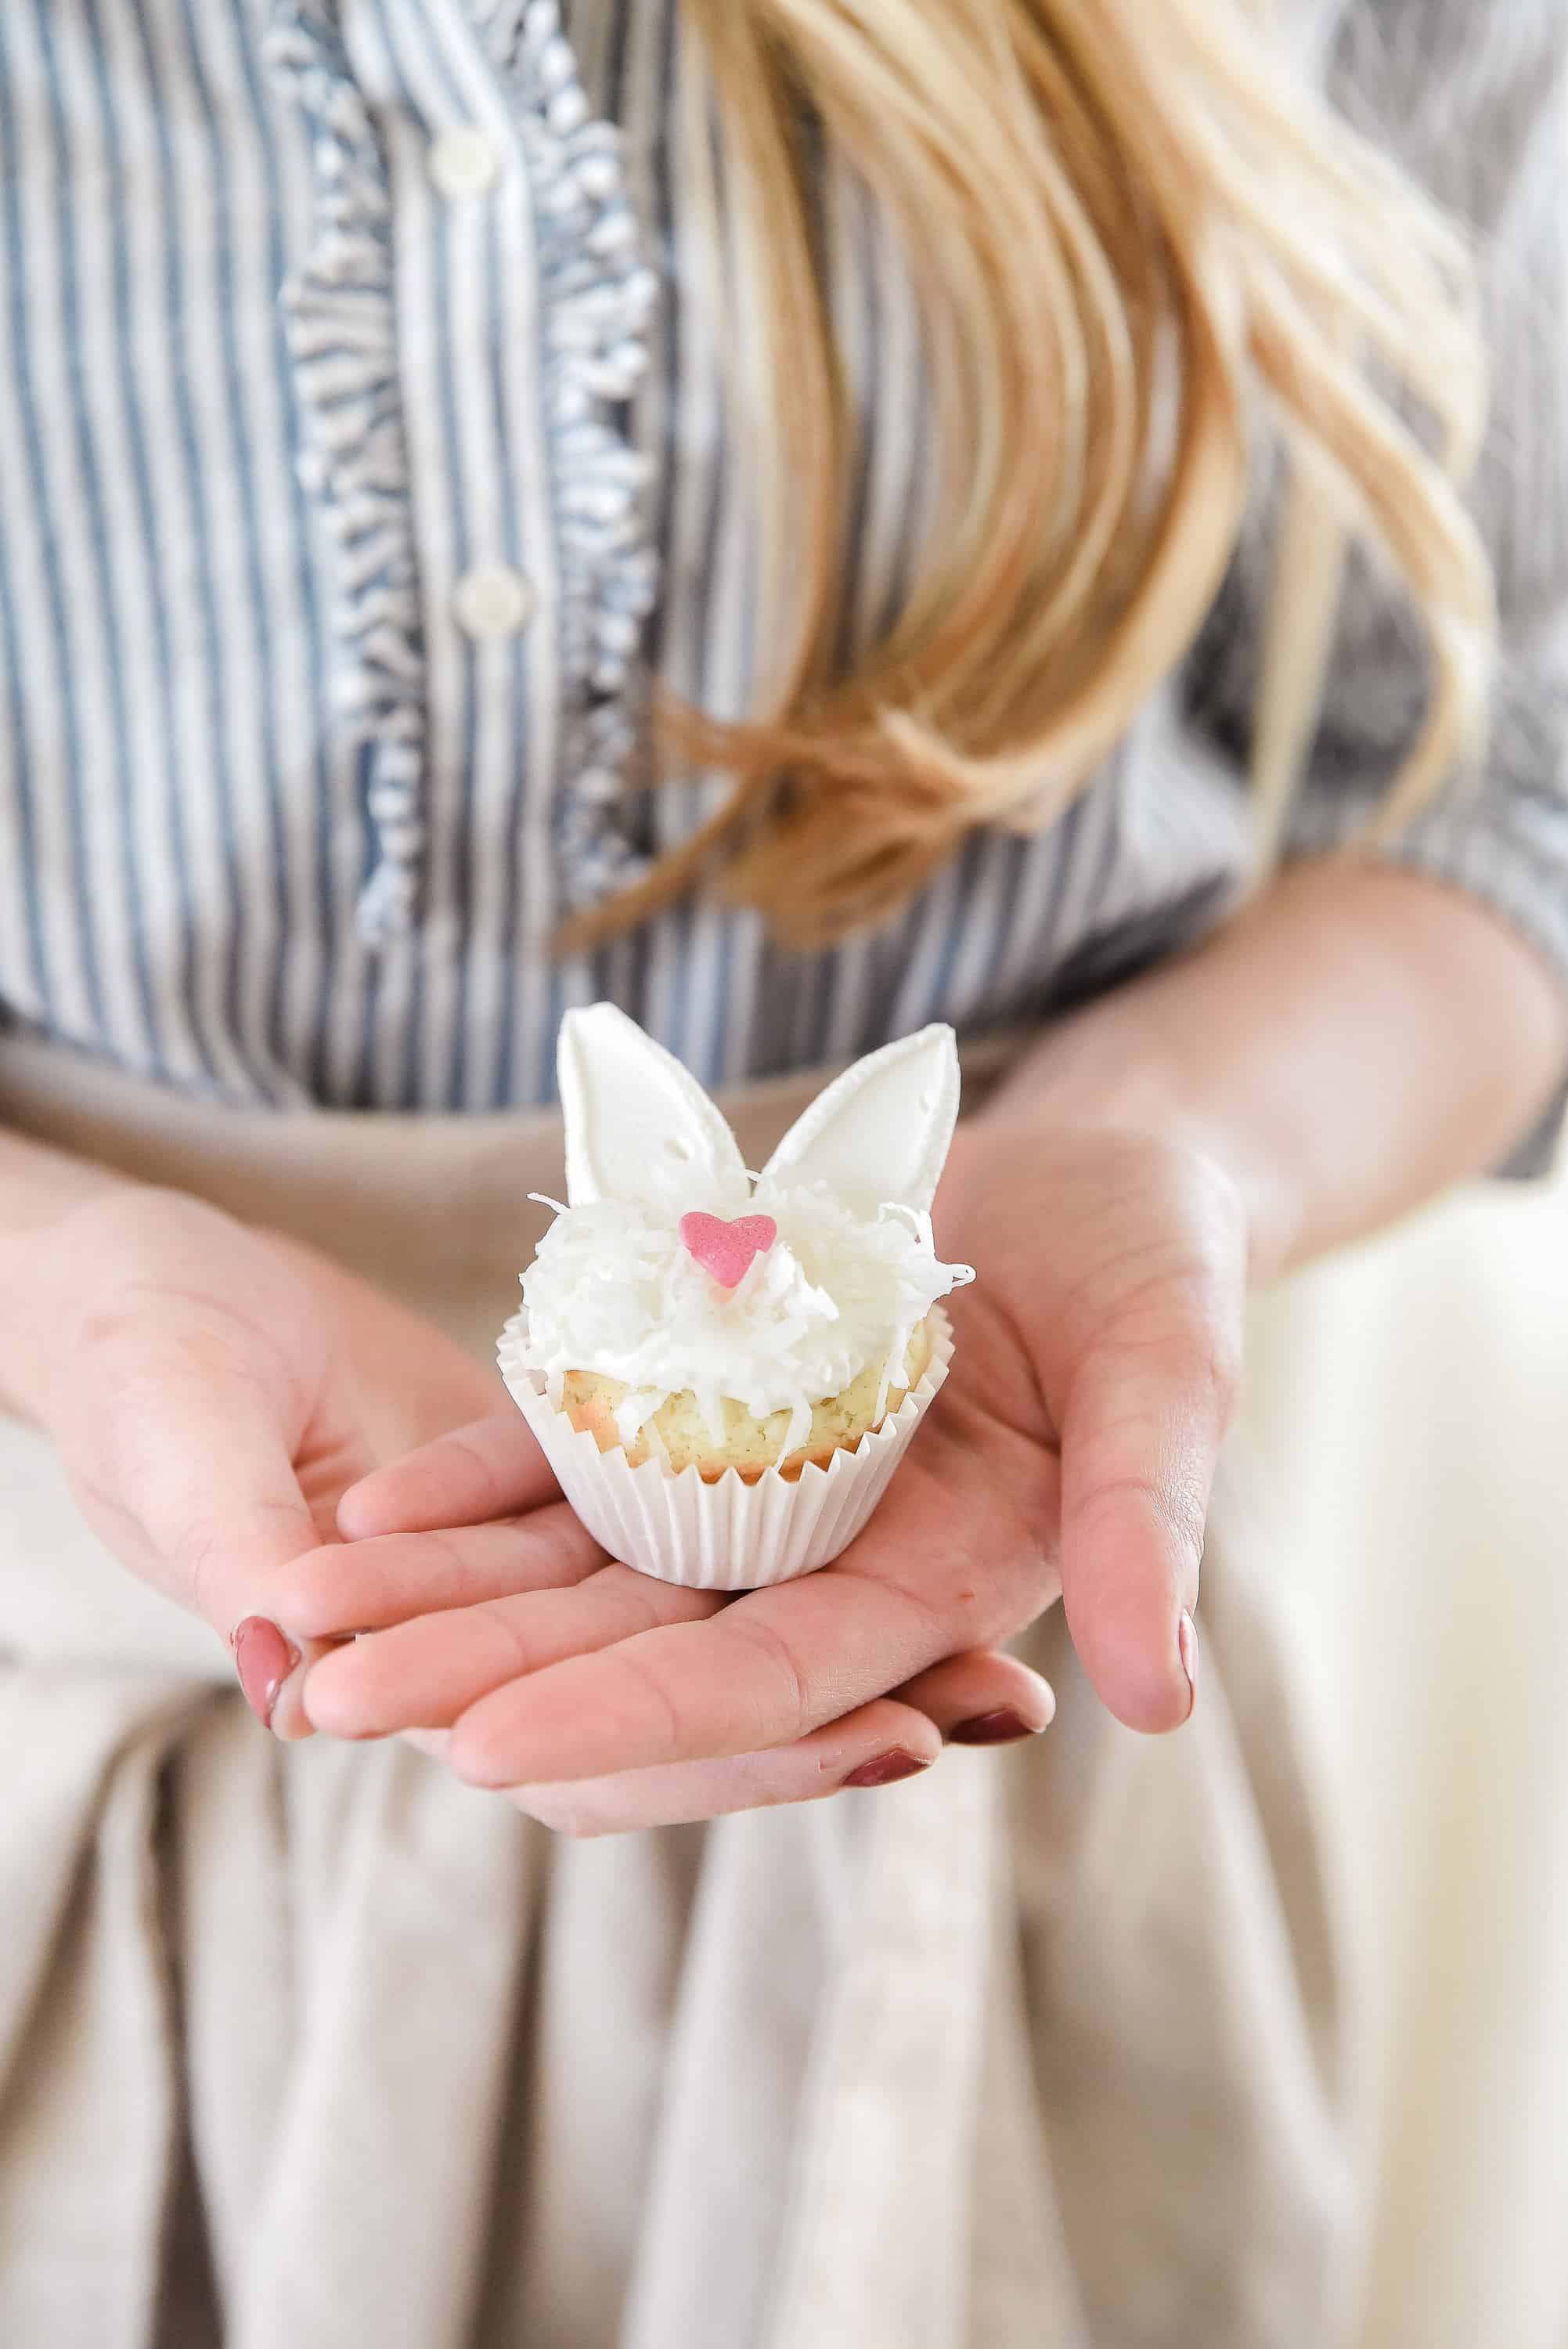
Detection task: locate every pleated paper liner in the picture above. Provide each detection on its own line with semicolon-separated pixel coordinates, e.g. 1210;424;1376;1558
497;1306;954;1591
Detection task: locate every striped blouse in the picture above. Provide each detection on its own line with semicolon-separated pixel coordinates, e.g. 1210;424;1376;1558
1;0;1566;1153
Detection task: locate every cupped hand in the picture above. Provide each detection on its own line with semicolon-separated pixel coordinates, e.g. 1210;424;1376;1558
0;1185;508;1736
287;1115;1247;1824
283;1404;1058;1832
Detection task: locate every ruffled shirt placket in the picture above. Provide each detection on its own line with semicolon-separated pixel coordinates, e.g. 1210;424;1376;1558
266;0;659;951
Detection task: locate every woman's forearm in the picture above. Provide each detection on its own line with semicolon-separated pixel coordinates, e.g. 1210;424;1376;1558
983;860;1568;1283
0;1123;131;1237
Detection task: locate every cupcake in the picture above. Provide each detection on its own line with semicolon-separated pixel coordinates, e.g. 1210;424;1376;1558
498;1004;974;1589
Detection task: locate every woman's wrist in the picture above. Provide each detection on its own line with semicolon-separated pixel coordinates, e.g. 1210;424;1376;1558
0;1126;132;1238
963;861;1568;1288
0;1137;139;1422
970;1025;1304;1286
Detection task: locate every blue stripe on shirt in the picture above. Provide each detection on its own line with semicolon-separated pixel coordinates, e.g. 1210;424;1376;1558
34;0;164;1077
126;0;269;1099
0;7;106;1043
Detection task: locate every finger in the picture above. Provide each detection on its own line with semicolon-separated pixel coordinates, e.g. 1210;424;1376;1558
452;1633;1057;1809
69;1353;359;1743
1057;1326;1238;1735
301;1564;723;1739
500;1657;1055;1835
444;1446;1054;1789
337;1414;557;1540
272;1505;607;1641
405;1655;1050;1834
493;1698;949;1836
890;1650;1055;1743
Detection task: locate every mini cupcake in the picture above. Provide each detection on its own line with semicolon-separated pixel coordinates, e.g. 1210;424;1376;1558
498;1004;973;1589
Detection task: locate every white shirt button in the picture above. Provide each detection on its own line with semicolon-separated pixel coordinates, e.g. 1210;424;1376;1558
452;565;535;639
427;128;500;200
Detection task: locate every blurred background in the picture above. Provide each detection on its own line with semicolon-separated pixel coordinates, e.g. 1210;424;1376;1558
1243;1146;1568;2348
1236;81;1568;2346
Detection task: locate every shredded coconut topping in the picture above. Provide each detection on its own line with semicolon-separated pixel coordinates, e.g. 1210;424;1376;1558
517;1180;973;1449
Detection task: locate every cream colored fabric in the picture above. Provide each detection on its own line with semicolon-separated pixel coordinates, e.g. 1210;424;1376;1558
0;1036;1352;2347
1242;1159;1568;2349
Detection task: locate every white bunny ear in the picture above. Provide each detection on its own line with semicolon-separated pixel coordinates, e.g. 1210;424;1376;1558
558;1005;752;1216
758;1025;961;1219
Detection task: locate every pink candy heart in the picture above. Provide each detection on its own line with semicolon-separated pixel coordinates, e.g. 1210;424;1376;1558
679;1211;778;1290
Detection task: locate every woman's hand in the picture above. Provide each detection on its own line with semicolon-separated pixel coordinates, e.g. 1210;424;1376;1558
285;1114;1249;1828
0;1185;520;1736
0;1173;1043;1772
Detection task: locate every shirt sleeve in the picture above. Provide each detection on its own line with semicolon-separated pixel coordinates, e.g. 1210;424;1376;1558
1182;0;1568;1176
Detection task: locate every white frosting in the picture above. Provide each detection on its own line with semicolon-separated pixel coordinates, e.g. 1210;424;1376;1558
559;1001;752;1220
518;1006;975;1457
759;1024;960;1219
557;1003;961;1221
517;1180;973;1452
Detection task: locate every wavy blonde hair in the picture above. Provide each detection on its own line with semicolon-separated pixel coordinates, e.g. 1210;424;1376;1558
564;0;1495;954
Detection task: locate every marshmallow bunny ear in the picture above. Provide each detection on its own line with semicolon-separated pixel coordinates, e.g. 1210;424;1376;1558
558;1004;751;1216
758;1025;961;1219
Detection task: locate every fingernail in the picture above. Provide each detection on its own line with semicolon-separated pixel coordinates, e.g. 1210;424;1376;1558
948;1709;1040;1747
232;1617;301;1732
1178;1611;1199;1722
843;1749;932;1790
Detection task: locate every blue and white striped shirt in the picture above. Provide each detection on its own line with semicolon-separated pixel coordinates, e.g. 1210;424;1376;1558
2;0;1566;1136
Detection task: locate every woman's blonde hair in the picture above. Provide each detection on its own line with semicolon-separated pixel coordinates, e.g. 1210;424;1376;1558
566;0;1495;953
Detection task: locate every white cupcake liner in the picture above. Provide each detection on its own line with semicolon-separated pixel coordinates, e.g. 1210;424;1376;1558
496;1307;955;1591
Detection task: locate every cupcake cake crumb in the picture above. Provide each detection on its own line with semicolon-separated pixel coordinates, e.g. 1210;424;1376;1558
561;1320;933;1481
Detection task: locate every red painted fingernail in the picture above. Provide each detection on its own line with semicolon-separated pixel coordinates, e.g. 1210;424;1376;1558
843;1749;932;1790
232;1617;301;1732
948;1709;1040;1747
1178;1611;1199;1722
